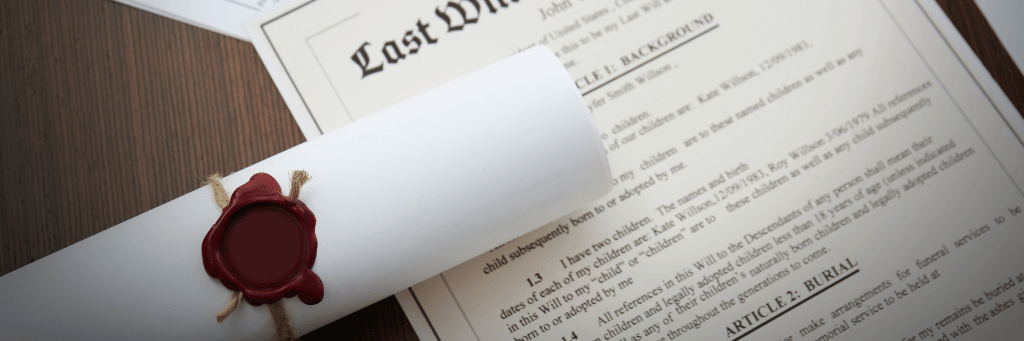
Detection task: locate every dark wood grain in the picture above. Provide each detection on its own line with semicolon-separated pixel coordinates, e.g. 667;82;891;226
937;0;1024;115
0;0;304;274
0;0;416;340
0;0;1020;340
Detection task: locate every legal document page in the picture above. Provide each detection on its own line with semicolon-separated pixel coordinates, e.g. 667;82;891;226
245;0;1024;339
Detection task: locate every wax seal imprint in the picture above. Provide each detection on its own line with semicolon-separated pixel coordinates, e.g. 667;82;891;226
202;173;323;305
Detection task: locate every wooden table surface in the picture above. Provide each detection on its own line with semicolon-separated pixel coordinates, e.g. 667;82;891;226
1;0;1020;340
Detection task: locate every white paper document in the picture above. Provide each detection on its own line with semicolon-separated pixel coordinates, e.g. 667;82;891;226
246;0;1024;340
112;0;289;41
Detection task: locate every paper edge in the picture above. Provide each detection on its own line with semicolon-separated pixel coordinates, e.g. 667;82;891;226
921;0;1024;140
244;0;322;140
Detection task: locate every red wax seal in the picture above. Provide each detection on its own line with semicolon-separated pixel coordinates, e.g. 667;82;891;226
202;173;323;305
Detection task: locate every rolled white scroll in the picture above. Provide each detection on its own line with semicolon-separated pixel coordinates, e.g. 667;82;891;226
0;46;611;340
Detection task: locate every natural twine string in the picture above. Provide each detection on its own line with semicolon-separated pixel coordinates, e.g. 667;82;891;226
206;171;311;341
268;301;296;341
215;291;243;323
205;173;230;210
287;170;311;203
